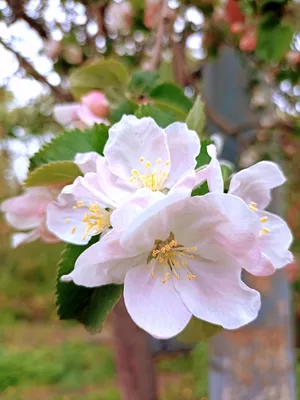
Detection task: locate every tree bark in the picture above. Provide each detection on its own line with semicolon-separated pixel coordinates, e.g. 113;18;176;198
111;297;158;400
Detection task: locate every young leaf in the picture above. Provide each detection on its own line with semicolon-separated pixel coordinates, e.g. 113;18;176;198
191;181;209;197
25;161;82;187
110;100;138;124
69;60;129;98
129;70;160;96
186;95;206;137
135;104;176;128
29;124;109;171
57;236;122;333
177;317;222;343
149;83;192;113
195;138;214;169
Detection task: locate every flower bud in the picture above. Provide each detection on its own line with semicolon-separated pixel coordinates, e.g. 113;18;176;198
81;91;109;118
239;29;256;52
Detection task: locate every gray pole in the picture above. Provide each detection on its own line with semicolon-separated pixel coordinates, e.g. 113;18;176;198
203;46;296;400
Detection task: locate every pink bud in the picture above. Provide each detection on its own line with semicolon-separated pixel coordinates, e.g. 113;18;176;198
230;22;244;34
81;91;109;118
239;29;256;52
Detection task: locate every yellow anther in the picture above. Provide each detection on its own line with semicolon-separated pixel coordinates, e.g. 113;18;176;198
145;161;151;168
131;169;139;176
76;201;85;207
162;171;168;178
165;160;170;166
184;248;189;252
174;261;179;267
188;274;196;280
151;272;155;278
190;247;197;251
189;255;194;259
65;218;70;223
262;227;270;233
179;252;184;257
250;201;257;206
160;247;166;253
71;226;76;234
140;156;145;162
72;206;77;209
156;158;162;164
129;177;137;183
159;257;164;263
249;205;258;212
260;216;268;223
182;260;188;265
166;273;171;278
165;245;171;251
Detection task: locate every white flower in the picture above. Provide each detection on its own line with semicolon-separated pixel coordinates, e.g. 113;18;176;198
62;192;262;339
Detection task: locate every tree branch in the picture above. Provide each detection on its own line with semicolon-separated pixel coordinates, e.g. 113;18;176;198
22;13;48;39
0;39;72;101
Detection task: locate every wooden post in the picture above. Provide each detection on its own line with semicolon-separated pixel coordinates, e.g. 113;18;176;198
203;46;296;400
111;297;158;400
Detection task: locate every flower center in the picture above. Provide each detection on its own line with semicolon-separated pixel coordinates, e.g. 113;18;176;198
66;201;111;240
148;232;197;283
249;201;270;237
129;156;170;192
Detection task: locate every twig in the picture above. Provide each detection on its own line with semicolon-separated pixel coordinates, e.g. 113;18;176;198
22;13;48;39
0;38;72;101
147;0;173;71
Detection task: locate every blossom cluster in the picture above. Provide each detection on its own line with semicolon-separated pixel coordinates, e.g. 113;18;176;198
1;115;293;339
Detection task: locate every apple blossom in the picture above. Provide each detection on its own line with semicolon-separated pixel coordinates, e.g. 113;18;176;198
81;91;109;118
62;192;262;339
1;186;61;247
197;145;293;274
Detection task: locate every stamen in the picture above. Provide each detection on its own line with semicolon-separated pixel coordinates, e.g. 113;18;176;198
72;206;77;209
76;201;85;207
262;227;270;233
131;169;139;176
250;201;257;207
249;205;258;212
165;160;170;166
190;247;197;251
65;218;70;223
145;161;151;168
140;156;145;162
71;226;76;234
260;216;268;223
156;158;162;164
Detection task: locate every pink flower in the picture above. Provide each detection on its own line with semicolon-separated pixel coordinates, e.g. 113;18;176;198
81;91;109;118
46;116;200;245
53;102;106;129
197;146;293;274
62;191;262;338
1;186;61;247
105;1;133;32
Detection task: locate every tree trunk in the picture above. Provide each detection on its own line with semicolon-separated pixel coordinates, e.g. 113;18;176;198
204;46;296;400
111;297;158;400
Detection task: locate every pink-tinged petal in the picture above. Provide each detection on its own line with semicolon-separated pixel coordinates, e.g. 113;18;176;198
168;169;196;197
174;257;261;329
77;105;104;126
39;223;61;244
11;229;40;247
74;152;102;174
53;103;81;126
228;161;286;209
104;115;170;183
257;210;293;269
244;252;275;276
1;188;53;230
164;122;200;188
195;144;223;193
65;230;142;287
81;91;109;118
124;263;192;339
110;188;165;232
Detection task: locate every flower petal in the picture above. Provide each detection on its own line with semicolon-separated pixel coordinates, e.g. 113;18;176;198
11;229;40;247
53;103;81;126
257;210;293;269
64;230;142;287
104;115;170;183
168;169;196;197
245;252;275;276
124;263;192;339
76;105;103;126
228;161;286;209
164;122;200;188
174;256;261;329
74;152;102;174
195;144;223;193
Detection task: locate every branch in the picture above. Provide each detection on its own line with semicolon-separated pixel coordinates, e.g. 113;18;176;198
147;0;173;71
0;39;72;101
22;13;48;39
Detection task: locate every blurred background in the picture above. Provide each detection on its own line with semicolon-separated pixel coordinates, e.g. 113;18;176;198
0;0;299;399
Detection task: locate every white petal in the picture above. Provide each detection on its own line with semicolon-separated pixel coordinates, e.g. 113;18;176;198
211;133;224;155
53;103;81;126
74;152;102;174
195;144;223;193
77;105;103;126
245;252;275;276
124;263;192;339
66;230;142;287
164;122;200;188
11;229;40;247
229;161;286;209
168;169;196;197
110;188;165;232
257;210;293;269
104;115;170;183
174;257;261;329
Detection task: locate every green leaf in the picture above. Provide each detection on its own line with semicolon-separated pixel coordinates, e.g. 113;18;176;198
129;71;160;97
29;124;109;171
195;138;214;169
110;100;138;124
69;60;129;98
256;18;294;62
186;95;206;137
221;164;233;191
177;317;222;343
135;104;176;128
149;83;193;114
57;237;123;333
25;161;82;187
191;180;209;197
152;100;187;121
